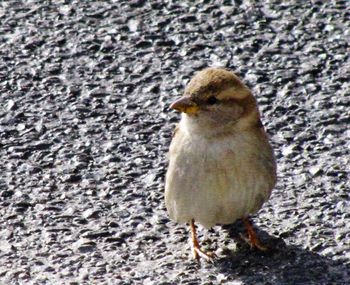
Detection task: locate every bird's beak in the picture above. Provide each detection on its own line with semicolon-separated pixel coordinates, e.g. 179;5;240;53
170;96;199;114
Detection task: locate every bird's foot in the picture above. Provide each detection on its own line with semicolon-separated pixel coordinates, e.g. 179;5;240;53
239;233;268;251
241;218;268;251
190;219;216;262
192;246;216;262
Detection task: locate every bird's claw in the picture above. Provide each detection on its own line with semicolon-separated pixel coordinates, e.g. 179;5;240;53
192;246;216;262
239;233;268;251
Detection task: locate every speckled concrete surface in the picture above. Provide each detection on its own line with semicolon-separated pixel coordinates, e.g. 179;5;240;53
0;1;349;284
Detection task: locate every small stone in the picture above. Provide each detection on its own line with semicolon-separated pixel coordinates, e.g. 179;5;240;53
16;123;26;131
6;99;16;111
82;209;101;219
309;165;323;176
282;144;295;156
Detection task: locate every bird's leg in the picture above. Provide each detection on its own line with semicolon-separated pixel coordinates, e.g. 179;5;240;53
190;219;215;262
242;218;268;251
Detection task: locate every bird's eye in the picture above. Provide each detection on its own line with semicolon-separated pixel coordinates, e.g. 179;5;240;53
207;96;218;105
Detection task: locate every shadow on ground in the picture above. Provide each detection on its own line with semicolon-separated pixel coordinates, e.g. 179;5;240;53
209;223;350;284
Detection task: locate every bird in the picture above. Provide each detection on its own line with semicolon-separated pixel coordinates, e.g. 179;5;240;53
165;67;276;262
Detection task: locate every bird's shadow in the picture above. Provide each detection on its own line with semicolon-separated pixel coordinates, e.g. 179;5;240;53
205;221;350;284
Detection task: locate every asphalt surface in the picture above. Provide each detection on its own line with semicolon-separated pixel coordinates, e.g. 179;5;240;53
0;1;349;284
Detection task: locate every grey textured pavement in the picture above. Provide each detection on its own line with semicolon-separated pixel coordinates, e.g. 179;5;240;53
0;1;349;284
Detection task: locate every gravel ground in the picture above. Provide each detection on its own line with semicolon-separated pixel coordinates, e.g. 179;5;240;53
0;1;349;284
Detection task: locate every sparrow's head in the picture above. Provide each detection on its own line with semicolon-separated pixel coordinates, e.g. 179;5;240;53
171;67;260;133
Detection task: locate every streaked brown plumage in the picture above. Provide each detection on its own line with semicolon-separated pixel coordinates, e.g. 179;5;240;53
165;67;276;261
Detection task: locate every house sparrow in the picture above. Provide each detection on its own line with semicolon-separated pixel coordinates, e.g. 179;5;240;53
165;67;276;261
